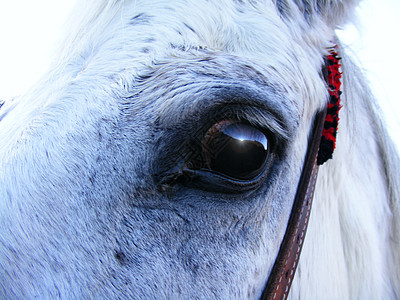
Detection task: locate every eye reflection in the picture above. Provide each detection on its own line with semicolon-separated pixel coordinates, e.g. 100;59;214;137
202;120;269;180
221;123;268;149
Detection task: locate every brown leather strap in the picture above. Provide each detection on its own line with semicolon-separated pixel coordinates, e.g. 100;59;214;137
261;107;327;300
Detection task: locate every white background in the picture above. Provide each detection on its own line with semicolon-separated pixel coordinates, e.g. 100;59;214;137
0;0;399;149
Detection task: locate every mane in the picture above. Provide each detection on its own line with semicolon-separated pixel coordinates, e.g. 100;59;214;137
341;50;400;296
290;45;400;298
344;52;400;208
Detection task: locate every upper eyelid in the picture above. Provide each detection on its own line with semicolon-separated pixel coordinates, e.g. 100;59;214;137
232;104;290;142
155;83;297;145
131;51;299;140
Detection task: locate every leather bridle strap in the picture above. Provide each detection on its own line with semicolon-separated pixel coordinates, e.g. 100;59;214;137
260;45;341;299
260;106;327;300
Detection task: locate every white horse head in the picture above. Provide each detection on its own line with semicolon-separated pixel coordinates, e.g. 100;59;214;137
1;0;399;298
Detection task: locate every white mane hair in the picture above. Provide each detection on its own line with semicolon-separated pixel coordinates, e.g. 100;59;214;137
1;0;399;298
298;52;400;298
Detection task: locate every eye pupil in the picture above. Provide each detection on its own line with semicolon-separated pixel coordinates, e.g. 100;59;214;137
202;121;269;180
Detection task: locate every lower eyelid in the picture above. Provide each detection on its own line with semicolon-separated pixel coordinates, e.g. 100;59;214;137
181;155;274;194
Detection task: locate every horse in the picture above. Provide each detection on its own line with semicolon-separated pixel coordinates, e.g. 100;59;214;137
1;0;399;298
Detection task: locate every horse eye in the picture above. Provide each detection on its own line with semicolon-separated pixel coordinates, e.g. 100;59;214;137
202;120;269;180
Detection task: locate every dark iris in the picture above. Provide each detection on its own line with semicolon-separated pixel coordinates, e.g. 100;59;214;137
202;120;269;180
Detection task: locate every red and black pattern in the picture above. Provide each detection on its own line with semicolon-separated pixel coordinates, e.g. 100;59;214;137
317;46;342;165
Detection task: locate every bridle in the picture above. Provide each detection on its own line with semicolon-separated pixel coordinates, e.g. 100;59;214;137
261;47;342;300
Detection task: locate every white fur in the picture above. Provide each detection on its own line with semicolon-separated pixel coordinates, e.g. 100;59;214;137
0;0;399;298
291;50;400;299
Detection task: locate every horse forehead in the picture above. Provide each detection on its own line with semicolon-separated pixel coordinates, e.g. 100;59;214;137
127;2;294;55
86;1;325;109
69;0;311;66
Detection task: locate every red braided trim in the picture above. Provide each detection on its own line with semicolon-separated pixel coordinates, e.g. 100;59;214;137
317;46;342;165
